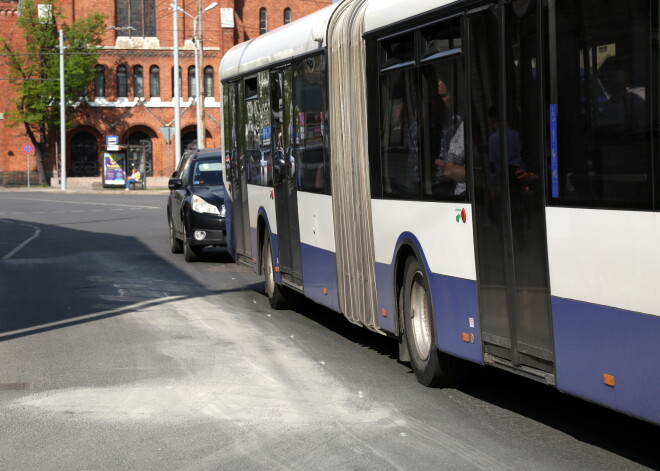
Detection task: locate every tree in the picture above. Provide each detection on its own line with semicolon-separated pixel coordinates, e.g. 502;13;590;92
0;0;106;185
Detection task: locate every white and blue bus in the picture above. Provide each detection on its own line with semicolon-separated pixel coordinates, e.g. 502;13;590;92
220;0;659;425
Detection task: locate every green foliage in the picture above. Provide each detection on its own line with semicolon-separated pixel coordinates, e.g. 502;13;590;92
0;0;106;134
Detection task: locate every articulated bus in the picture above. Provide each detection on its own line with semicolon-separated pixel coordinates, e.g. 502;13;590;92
220;0;659;425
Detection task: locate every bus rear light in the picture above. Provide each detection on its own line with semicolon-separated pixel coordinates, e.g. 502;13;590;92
381;308;388;317
323;288;328;295
462;332;470;343
274;266;279;273
603;374;616;387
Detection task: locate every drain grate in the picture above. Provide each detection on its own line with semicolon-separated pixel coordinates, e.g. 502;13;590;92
0;382;33;391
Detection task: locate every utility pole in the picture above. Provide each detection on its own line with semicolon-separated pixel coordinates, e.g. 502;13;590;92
59;29;66;190
196;0;205;149
177;2;218;151
172;1;182;167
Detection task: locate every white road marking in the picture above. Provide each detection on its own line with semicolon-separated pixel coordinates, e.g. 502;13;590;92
6;197;159;210
0;295;186;340
1;222;41;260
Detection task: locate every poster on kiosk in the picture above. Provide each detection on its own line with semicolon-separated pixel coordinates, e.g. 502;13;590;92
102;150;127;188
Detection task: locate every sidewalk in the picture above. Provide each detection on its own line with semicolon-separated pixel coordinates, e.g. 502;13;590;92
0;176;170;194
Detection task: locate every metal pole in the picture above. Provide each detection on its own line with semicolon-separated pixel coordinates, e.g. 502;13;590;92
26;152;30;189
59;30;66;190
173;1;182;167
196;0;205;149
194;18;204;149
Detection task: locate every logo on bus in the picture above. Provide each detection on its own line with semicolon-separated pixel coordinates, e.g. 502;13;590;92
455;208;467;224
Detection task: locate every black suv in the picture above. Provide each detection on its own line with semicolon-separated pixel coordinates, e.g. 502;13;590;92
167;148;226;262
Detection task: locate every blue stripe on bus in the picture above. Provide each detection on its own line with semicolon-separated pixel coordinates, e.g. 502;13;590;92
374;261;483;364
300;243;339;311
552;297;660;424
430;274;482;364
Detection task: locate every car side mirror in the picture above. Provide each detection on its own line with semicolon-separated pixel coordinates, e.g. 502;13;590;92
168;178;183;190
171;171;177;178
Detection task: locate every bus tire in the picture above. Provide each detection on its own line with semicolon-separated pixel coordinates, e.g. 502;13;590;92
262;232;288;309
402;257;463;387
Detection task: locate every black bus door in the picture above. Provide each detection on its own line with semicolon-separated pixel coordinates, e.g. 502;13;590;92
272;68;303;287
468;4;555;383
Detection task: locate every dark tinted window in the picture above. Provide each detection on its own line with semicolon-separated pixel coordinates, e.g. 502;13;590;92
548;0;655;209
204;67;214;98
117;65;128;98
149;65;160;98
420;58;467;200
380;68;419;199
94;65;105;98
244;72;271;186
423;18;461;59
296;55;330;193
133;65;144;98
382;33;415;69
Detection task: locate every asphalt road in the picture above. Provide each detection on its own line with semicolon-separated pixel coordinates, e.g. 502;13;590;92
0;191;657;471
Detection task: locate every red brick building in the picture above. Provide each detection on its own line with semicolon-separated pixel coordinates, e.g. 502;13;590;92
0;0;332;186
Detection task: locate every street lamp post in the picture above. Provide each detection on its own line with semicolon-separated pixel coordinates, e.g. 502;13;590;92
176;2;218;150
171;1;182;167
59;29;66;190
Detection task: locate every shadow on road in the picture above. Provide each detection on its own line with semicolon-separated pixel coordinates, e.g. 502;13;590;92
0;218;242;341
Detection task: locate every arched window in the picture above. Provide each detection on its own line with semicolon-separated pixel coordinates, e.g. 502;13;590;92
284;8;291;25
133;65;144;98
117;65;128;98
204;66;214;98
171;66;182;99
188;65;197;98
259;8;267;34
149;65;160;98
94;65;105;98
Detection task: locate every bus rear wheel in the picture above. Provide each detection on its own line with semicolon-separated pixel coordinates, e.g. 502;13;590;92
262;233;288;309
402;257;464;387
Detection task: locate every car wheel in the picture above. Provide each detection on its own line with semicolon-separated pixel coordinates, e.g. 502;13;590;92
262;232;288;309
169;217;183;254
183;224;202;262
402;257;467;386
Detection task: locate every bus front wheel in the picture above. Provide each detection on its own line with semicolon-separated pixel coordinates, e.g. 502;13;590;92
402;257;464;387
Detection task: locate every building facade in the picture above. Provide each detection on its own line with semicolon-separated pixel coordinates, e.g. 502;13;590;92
0;0;332;186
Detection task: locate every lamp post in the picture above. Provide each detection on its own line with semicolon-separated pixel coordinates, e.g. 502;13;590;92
59;29;66;190
175;2;218;150
170;2;183;167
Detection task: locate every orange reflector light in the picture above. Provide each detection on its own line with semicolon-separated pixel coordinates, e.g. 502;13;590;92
381;308;388;317
462;332;470;343
323;288;328;295
274;266;279;273
603;374;616;387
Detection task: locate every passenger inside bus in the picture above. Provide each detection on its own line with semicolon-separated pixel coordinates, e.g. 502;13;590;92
433;79;466;196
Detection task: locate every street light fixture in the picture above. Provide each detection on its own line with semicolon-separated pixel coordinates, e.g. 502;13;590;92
174;2;218;150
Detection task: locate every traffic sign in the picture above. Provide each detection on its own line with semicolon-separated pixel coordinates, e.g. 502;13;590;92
23;144;34;154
